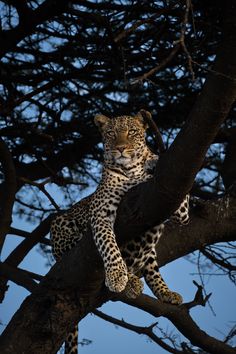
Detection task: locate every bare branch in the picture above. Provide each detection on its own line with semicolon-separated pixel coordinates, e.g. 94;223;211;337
19;177;60;211
178;0;195;80
93;309;183;354
0;0;69;59
114;15;166;43
4;215;53;267
119;294;235;354
0;215;53;302
0;262;39;292
131;44;181;84
0;138;17;252
9;227;51;246
201;247;236;272
184;281;212;310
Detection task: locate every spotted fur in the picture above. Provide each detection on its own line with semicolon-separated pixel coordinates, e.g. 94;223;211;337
50;111;189;354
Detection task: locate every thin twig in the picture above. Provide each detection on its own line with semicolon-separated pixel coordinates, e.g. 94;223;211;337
131;44;181;84
196;251;216;316
184;280;212;310
201;247;236;272
177;0;195;80
20;177;60;211
0;79;61;115
15;197;55;213
191;59;236;81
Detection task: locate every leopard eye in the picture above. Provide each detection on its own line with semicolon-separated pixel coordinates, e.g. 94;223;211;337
128;129;137;136
106;130;115;138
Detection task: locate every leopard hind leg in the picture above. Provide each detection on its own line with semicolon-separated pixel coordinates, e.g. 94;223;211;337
64;326;78;354
121;225;164;299
171;194;190;225
144;248;182;305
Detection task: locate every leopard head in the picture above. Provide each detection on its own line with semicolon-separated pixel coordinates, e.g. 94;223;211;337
94;111;150;167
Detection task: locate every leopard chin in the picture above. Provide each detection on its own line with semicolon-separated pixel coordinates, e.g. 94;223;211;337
115;156;132;165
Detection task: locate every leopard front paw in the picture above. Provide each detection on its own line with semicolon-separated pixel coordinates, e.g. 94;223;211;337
105;263;128;293
125;273;144;299
159;290;183;305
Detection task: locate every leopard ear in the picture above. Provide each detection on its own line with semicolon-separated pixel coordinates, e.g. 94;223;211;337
134;109;151;130
94;114;110;132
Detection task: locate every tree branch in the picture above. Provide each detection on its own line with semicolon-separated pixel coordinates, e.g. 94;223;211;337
0;262;39;293
0;0;69;59
0;138;17;253
120;293;235;354
156;190;236;266
0;215;53;303
9;227;51;246
93;309;183;354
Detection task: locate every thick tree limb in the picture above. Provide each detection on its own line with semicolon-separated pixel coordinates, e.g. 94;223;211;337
157;190;236;266
4;215;54;269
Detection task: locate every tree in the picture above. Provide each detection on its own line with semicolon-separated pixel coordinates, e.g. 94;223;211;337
0;0;236;353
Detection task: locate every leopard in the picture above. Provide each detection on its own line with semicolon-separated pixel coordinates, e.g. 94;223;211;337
50;110;189;354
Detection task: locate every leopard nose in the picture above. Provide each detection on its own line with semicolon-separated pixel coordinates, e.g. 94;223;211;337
117;146;125;152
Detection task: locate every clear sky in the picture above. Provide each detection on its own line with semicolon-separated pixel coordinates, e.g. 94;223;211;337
1;213;236;353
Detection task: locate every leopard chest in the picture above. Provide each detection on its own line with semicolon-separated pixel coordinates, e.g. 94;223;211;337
90;170;148;224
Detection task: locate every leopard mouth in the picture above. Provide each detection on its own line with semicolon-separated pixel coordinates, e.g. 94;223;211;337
113;150;135;159
105;149;136;165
